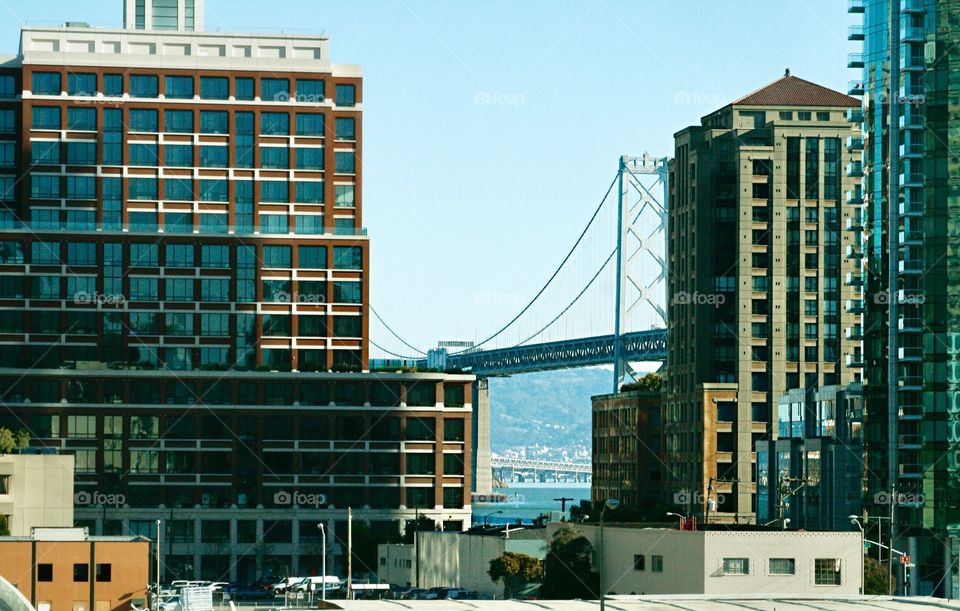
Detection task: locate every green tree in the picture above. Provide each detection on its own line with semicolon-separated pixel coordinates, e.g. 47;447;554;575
620;372;662;392
14;429;29;450
864;556;892;595
489;552;543;599
402;515;438;544
539;526;599;599
0;428;14;454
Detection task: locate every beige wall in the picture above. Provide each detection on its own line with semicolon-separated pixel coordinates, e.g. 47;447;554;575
0;455;74;536
562;524;861;596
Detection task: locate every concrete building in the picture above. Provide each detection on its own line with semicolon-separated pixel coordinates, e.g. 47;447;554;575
850;0;960;596
756;384;864;531
0;454;74;536
0;0;475;581
666;75;864;523
377;528;547;598
554;523;862;596
0;527;150;611
591;389;662;509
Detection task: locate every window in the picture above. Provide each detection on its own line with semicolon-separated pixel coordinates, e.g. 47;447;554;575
779;111;793;120
298;245;326;268
335;83;356;106
652;555;663;572
296;113;323;136
200;313;229;336
31;175;61;198
164;178;193;201
295;148;323;170
261;146;288;169
165;109;194;133
131;243;159;266
199;179;228;202
335;151;355;173
798;111;811;121
129;177;157;200
235;77;254;100
261;112;290;135
130;109;158;132
32;107;61;129
333;281;361;303
130;75;159;97
262;78;290;101
769;558;796;575
262;245;292;268
0;110;14;133
786;137;800;199
66;176;95;199
260;181;288;202
67;108;96;130
165;144;193;167
722;558;749;575
165;278;194;301
296;78;324;101
295;215;322;234
199;111;228;134
335;117;355;140
200;76;229;100
165;244;194;267
814;558;841;585
66;142;96;165
0;141;16;167
335;218;355;235
129;143;159;166
201;245;229;268
200;145;229;168
817;111;831;121
33;72;61;95
104;74;123;96
334;246;362;269
74;563;89;582
335;184;355;208
259;213;288;234
38;564;53;582
0;75;15;98
165;75;193;99
295;182;322;204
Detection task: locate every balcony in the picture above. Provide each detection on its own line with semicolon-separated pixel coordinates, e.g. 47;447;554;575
847;136;865;151
848;52;865;69
846;215;864;231
849;0;865;13
900;54;925;72
899;143;924;158
845;272;865;287
898;345;923;362
901;0;924;13
899;375;923;391
899;259;923;275
845;244;864;259
847;107;864;123
898;288;925;305
846;353;865;368
902;26;925;43
900;82;925;102
899;463;923;478
846;299;865;314
898;230;923;246
846;326;863;340
899;198;923;216
900;172;925;188
900;112;925;130
848;24;865;41
846;189;864;205
899;434;923;449
848;80;865;96
846;161;864;177
899;397;923;419
899;317;923;333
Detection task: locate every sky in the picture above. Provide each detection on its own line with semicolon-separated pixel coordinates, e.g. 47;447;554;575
0;0;858;358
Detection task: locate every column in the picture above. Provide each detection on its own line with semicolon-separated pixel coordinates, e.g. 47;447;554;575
472;378;492;495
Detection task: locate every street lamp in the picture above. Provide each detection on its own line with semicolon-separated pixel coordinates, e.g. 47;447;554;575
666;512;687;529
850;515;865;595
598;498;619;611
483;510;503;526
317;523;327;602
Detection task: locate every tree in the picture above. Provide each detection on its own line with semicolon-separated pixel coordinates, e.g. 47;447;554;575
0;428;14;454
539;526;599;599
620;372;662;392
14;429;29;450
402;515;437;544
864;556;892;595
489;552;543;599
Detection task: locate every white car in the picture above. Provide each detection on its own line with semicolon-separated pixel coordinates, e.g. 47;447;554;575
294;576;341;593
272;577;304;594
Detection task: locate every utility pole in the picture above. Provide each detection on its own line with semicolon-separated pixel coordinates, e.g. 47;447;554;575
155;519;161;611
554;497;574;514
347;507;353;600
414;507;420;588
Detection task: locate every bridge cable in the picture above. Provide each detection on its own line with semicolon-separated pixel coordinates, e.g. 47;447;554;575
450;172;619;354
517;248;617;346
368;338;422;361
369;305;427;355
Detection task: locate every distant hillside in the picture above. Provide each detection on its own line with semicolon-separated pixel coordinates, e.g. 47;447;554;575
488;367;613;463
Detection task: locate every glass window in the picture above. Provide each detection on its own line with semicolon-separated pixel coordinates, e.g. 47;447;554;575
130;75;159;98
32;72;61;95
165;278;194;301
0;110;15;133
67;73;96;96
260;181;288;202
200;145;228;168
130;109;158;132
66;175;95;199
200;313;229;336
165;109;194;133
165;144;193;167
165;244;194;267
129;278;158;300
335;218;355;235
235;77;254;100
335;151;355;173
294;181;322;203
258;213;288;234
335;117;355;140
333;281;361;304
164;178;193;201
32;141;60;165
333;246;362;269
298;245;326;269
200;76;229;100
67;108;96;130
103;74;124;96
335;83;356;107
129;177;157;200
260;147;288;169
129;143;159;166
200;278;229;302
296;113;323;136
651;555;663;572
199;214;227;234
261;112;290;135
722;558;749;575
262;245;291;268
198;179;228;202
201;245;229;268
295;148;323;170
296;78;324;102
769;558;796;575
130;243;159;266
66;142;96;165
165;76;193;99
294;215;322;234
199;111;228;134
335;184;355;208
261;78;290;102
32;107;61;129
814;558;841;585
0;75;15;98
129;210;158;231
31;175;61;198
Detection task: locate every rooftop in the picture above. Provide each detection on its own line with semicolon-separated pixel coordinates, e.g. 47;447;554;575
733;72;860;108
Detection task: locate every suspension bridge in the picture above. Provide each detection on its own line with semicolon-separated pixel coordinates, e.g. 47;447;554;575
368;154;670;495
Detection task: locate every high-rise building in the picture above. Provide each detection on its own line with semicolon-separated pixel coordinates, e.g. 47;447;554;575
666;75;863;523
0;1;474;581
851;0;960;596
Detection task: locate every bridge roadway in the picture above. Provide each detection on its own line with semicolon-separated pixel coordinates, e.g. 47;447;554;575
490;456;591;474
434;329;667;377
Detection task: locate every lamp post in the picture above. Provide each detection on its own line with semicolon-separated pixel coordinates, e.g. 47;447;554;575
666;512;687;529
598;498;619;611
154;519;161;611
317;523;326;602
849;515;865;595
483;510;503;526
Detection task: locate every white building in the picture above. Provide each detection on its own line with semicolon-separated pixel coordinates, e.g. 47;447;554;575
0;454;74;536
558;523;862;596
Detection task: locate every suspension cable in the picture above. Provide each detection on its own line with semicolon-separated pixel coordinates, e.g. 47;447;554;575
369;339;422;361
370;305;427;355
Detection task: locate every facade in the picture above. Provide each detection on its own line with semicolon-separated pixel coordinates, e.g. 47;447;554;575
377;528;547;598
556;523;862;596
851;0;960;596
0;454;74;536
0;527;150;611
755;384;864;531
591;389;662;508
666;75;864;523
0;1;475;582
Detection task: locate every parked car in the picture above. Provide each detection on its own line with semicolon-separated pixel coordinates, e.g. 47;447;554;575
293;575;342;593
232;586;275;601
272;577;304;594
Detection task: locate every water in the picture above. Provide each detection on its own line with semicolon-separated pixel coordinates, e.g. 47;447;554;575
473;483;592;524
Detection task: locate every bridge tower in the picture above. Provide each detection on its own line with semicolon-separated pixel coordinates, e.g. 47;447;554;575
613;154;669;392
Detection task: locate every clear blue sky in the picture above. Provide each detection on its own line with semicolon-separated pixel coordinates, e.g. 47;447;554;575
1;1;857;358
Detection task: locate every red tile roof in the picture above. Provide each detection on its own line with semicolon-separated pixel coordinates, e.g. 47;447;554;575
733;74;860;108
